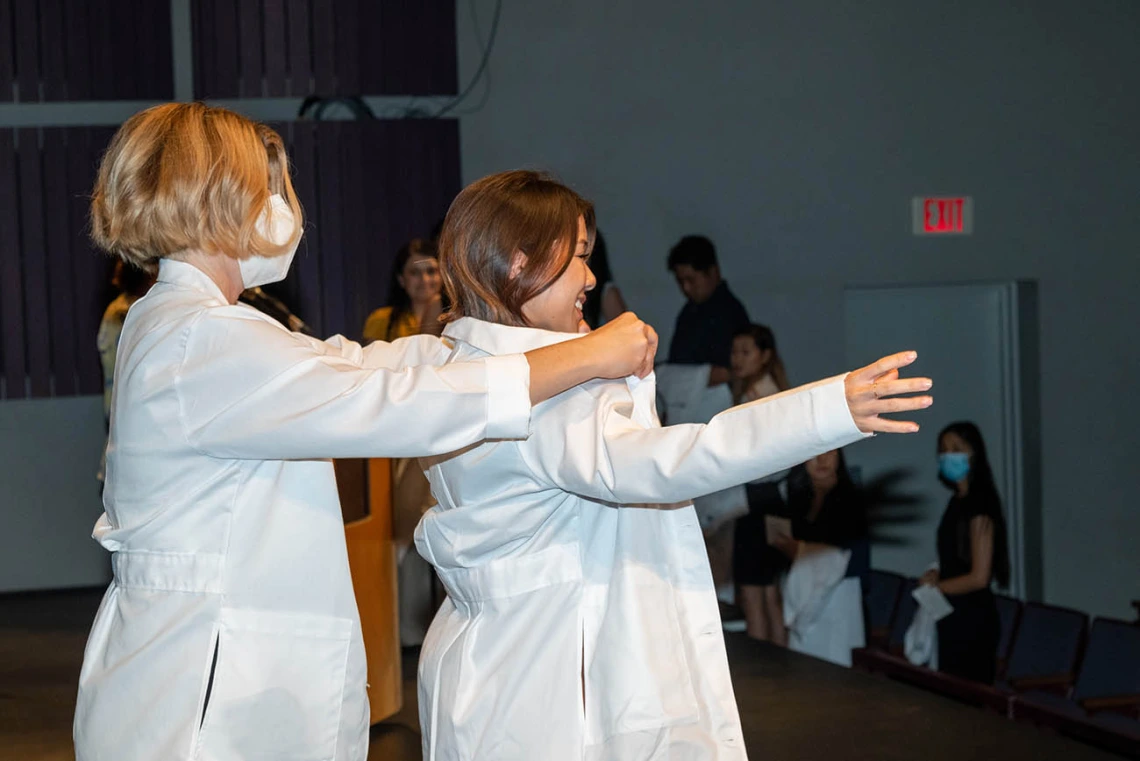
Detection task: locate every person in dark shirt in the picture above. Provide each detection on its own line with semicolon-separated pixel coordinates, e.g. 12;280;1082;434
666;235;751;387
920;421;1011;684
770;448;870;663
778;449;868;562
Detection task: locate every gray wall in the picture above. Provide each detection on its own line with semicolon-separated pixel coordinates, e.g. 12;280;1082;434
0;397;109;591
455;0;1140;618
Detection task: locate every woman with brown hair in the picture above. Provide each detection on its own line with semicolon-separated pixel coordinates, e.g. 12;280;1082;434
730;324;795;644
415;169;933;760
72;104;656;761
363;238;446;343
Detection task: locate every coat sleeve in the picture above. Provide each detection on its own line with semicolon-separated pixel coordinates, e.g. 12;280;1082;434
174;306;531;459
519;375;869;505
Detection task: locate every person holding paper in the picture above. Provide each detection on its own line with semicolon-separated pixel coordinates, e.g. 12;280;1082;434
919;421;1011;684
771;449;868;666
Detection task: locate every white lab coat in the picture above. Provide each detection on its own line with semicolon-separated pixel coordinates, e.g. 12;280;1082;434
72;260;533;761
782;547;865;667
414;318;870;761
654;363;748;532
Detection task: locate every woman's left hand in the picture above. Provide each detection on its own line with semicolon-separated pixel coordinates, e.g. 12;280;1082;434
845;351;933;434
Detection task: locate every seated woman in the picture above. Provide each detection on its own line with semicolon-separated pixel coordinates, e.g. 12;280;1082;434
773;449;868;667
363;238;446;343
730;324;794;643
415;170;933;760
362;238;449;646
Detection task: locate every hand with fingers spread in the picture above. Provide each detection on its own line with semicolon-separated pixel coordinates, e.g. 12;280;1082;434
845;351;933;434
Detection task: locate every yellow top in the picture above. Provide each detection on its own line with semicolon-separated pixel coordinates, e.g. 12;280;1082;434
362;306;420;343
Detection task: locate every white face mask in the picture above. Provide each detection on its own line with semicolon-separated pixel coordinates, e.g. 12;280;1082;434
239;194;300;289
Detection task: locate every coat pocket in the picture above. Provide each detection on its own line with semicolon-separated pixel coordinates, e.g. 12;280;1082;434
194;607;353;761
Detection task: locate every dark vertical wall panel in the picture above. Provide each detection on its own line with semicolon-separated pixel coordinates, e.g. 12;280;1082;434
361;122;395;327
63;0;92;100
13;0;40;101
131;0;174;101
69;127;112;397
338;124;370;335
316;124;346;337
311;0;337;94
192;0;213;101
17;129;51;397
369;0;459;95
0;0;172;102
194;0;458;98
333;0;360;95
0;0;13;101
43;129;77;396
106;2;138;100
210;0;241;98
238;0;263;98
287;0;311;97
87;2;116;100
263;0;288;97
288;124;324;336
39;0;66;101
0;131;26;398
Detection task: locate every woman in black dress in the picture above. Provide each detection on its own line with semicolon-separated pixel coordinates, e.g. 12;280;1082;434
772;449;870;665
731;325;793;642
920;421;1010;683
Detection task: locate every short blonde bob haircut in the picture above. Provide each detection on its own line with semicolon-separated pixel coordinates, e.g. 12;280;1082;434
90;102;302;267
439;170;595;326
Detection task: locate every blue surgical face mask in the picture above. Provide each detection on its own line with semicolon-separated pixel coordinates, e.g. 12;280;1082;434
939;452;971;483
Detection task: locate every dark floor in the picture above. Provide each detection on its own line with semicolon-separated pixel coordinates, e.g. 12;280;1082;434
0;588;1125;760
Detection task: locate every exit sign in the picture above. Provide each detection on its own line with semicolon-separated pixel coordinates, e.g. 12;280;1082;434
913;196;973;235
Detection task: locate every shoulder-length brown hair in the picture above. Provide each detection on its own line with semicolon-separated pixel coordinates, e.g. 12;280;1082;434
90;102;302;267
439;170;595;326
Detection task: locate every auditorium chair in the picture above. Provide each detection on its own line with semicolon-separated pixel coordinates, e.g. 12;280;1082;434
862;570;906;650
1011;617;1140;758
994;594;1023;680
999;602;1087;695
853;586;1021;716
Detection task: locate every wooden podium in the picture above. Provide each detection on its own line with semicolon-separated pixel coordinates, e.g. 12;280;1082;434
335;458;402;723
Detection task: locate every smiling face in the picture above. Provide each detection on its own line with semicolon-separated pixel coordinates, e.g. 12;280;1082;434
397;252;441;306
520;216;596;333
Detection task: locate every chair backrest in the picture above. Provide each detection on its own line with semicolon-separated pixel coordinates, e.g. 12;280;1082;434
994;594;1022;668
1073;618;1140;701
1005;602;1087;682
864;569;905;638
887;579;919;653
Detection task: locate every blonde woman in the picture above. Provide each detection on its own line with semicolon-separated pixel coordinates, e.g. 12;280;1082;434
73;104;656;761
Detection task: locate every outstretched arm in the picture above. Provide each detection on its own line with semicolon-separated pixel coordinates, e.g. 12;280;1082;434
523;352;931;505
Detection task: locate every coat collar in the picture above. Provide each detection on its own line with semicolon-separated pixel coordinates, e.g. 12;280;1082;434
443;316;586;356
156;258;229;304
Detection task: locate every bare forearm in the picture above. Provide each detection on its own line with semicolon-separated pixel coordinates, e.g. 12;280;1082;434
708;366;731;387
524;341;602;404
937;574;989;596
